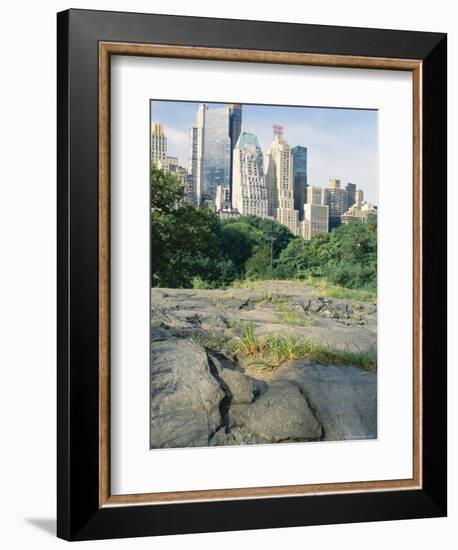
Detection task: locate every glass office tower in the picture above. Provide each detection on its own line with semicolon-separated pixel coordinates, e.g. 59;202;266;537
291;145;308;220
201;106;231;205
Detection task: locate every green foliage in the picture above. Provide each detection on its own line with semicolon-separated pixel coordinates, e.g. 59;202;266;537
220;216;295;278
245;244;273;280
191;276;215;289
274;238;316;279
150;164;377;293
275;221;377;291
224;215;295;255
150;162;185;212
152;203;225;288
151;165;234;288
219;222;261;274
323;221;377;290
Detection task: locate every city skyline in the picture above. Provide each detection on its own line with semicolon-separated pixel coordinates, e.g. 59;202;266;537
150;100;378;204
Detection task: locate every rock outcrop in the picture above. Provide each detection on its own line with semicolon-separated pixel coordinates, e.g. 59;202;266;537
150;282;377;448
150;339;224;448
273;362;377;440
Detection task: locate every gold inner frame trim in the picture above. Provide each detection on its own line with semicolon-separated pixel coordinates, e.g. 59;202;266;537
98;41;422;508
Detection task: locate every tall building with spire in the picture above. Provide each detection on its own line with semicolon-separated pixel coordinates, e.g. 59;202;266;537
232;132;268;218
265;125;300;235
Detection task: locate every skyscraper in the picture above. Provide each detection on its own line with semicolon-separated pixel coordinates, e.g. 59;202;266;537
307;185;327;206
151;123;167;164
232;132;268;218
265;126;300;235
326;179;347;230
187;127;198;202
228;104;242;202
302;203;329;240
302;184;328;238
215;185;232;212
201;105;231;205
345;182;357;209
291;146;308;220
188;105;206;204
188;103;242;206
355;189;364;206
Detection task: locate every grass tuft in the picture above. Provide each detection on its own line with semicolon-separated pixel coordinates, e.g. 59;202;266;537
189;333;228;350
231;327;376;372
303;276;376;303
274;301;312;327
233;322;261;355
228;278;376;303
191;325;376;372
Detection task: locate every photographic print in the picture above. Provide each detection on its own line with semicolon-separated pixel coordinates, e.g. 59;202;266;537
150;100;378;449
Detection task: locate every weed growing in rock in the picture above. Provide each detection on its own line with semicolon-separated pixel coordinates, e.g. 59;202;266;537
274;301;312;327
232;329;376;372
256;289;284;304
189;333;229;350
234;322;260;355
303;276;376;303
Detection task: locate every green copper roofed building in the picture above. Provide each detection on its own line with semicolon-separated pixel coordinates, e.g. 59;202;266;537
232;131;268;218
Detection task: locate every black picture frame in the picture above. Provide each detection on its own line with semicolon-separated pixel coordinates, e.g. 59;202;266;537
57;8;447;541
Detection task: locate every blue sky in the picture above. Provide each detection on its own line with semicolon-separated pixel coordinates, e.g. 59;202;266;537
150;100;378;204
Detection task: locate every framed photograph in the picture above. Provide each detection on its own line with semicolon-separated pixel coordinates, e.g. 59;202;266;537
57;9;447;541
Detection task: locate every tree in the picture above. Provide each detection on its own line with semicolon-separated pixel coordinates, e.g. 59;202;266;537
236;215;295;254
150;162;184;212
152;204;226;288
150;164;377;291
322;221;377;289
151;165;232;288
245;245;273;280
221;215;295;280
274;221;377;290
275;239;313;279
219;222;262;275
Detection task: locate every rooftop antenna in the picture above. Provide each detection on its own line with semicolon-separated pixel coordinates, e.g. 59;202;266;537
273;124;283;138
